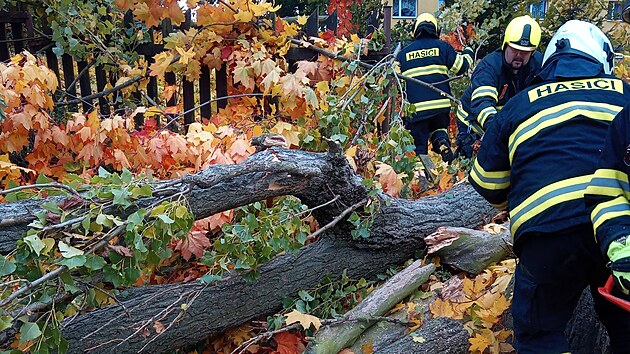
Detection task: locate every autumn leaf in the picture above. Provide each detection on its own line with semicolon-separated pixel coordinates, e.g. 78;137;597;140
108;245;132;257
429;298;456;318
174;230;211;261
469;330;493;353
284;309;321;330
274;332;302;354
149;52;175;78
374;162;403;197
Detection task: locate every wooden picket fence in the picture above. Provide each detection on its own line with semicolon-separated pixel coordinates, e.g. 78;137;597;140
0;6;391;129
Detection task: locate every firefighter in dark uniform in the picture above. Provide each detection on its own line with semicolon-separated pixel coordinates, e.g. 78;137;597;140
470;20;630;353
396;13;473;163
455;15;543;158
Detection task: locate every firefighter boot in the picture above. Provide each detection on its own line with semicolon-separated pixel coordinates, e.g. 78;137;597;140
434;137;454;164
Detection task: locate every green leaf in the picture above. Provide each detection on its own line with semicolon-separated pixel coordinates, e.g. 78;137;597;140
59;241;84;258
111;188;132;207
175;205;188;219
84;255;106;270
0;317;12;333
121;168;133;184
58;255;86;269
158;214;174;224
24;234;45;255
98;166;111;178
19;322;41;343
298;290;315;301
0;256;16;276
138;184;153;197
41;200;61;214
35;174;52;185
200;274;222;284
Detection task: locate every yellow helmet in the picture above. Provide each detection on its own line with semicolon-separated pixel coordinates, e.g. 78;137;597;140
502;15;541;52
413;13;439;39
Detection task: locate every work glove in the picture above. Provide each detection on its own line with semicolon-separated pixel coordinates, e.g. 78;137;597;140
608;235;630;295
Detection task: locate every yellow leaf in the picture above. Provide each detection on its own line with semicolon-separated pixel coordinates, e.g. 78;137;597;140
483;223;507;234
297;15;308;25
261;66;283;91
176;46;195;66
224;324;251;345
149;52;175;78
284;309;321;330
361;339;375;354
429;298;455;318
234;10;253;23
469;330;492;353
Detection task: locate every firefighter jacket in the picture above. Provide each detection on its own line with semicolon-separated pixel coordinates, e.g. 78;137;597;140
396;37;472;122
458;49;543;132
585;104;630;252
469;56;630;245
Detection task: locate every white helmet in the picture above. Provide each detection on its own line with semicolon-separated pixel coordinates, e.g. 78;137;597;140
542;20;614;74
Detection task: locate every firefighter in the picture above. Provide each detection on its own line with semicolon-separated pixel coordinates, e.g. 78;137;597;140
454;15;543;159
469;20;630;353
396;13;473;164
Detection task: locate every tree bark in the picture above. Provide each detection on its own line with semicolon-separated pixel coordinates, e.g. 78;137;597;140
375;317;469;354
305;261;435;354
2;147;496;353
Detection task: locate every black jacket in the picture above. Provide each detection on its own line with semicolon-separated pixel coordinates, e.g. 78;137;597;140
397;36;472;122
470;55;630;246
459;49;542;132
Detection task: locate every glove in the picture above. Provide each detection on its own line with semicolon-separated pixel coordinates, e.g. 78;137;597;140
608;235;630;295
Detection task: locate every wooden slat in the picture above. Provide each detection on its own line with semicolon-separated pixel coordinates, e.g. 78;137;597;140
305;9;318;37
61;54;77;111
95;64;110;116
181;10;194;129
199;65;211;119
77;61;93;112
11;22;23;53
0;24;9;61
216;64;228;110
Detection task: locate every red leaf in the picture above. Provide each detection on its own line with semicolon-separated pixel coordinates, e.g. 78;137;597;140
274;332;302;354
221;46;233;60
175;230;211;261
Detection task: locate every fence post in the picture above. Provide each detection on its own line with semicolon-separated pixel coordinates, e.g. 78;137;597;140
181;9;195;130
11;20;24;53
77;61;93;112
61;54;77;112
161;18;178;131
326;9;338;35
124;10;143;127
0;24;9;61
216;64;228;110
95;64;110;116
305;9;318;37
199;65;212;119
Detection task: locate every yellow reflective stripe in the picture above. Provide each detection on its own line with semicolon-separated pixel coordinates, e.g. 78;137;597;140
456;106;468;123
451;55;464;73
472;86;498;101
477;106;497;127
414;99;452;111
430;128;448;136
510;175;592;235
585;169;630;199
492;200;508;210
508;101;623;162
403;65;449;77
470;159;510;190
591;195;630;231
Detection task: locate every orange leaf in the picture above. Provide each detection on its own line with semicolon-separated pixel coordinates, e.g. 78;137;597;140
175;230;211;261
274;332;301;354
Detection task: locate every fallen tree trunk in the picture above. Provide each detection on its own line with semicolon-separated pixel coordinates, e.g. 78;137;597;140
376;317;469;354
305;261;435;354
2;146;497;353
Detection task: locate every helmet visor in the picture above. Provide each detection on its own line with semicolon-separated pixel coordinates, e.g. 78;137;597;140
507;42;537;52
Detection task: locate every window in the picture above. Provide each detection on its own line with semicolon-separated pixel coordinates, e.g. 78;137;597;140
608;1;623;21
393;0;417;18
529;0;547;19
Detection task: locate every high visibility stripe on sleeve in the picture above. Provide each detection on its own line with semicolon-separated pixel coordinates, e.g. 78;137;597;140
591;195;630;232
414;99;452;112
510;175;592;235
469;159;511;190
472;86;498;101
492;200;508;211
508;101;623;162
451;55;464;73
477;106;497;127
403;65;449;78
585;169;630;199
